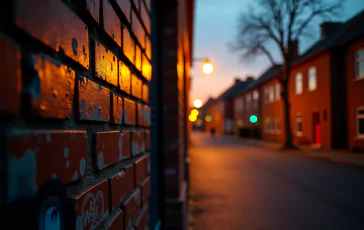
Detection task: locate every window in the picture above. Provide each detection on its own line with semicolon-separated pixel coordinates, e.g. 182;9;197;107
275;82;280;100
295;73;303;95
269;85;274;102
357;107;364;138
356;49;364;80
253;90;259;108
308;67;317;91
234;97;243;111
275;118;281;133
246;93;252;109
264;87;270;104
296;114;303;136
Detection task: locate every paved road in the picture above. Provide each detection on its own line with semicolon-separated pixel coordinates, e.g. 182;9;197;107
189;132;364;230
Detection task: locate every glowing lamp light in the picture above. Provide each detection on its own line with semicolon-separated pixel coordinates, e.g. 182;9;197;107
189;114;197;122
250;115;258;124
193;99;203;108
191;109;199;116
202;61;214;75
205;115;212;122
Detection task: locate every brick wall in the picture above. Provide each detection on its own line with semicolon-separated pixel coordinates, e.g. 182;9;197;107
0;0;152;229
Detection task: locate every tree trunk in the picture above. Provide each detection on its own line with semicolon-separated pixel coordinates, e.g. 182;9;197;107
282;62;295;149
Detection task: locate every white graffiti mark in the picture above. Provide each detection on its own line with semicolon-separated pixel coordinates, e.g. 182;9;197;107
80;191;105;230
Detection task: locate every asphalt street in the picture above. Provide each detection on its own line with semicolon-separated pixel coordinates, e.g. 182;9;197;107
189;132;364;230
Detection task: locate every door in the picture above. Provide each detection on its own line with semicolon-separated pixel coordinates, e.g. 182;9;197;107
312;113;321;145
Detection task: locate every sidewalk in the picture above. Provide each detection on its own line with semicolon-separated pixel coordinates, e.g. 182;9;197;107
235;136;364;169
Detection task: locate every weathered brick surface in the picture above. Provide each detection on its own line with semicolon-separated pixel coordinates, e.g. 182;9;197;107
140;2;150;34
93;131;129;171
77;77;110;121
142;56;152;81
135;45;142;71
132;131;145;156
6;130;88;202
72;180;109;230
132;12;145;48
25;54;75;119
146;153;151;174
145;38;151;60
124;29;135;64
140;177;151;206
15;0;89;68
112;94;123;124
86;0;100;23
132;74;142;99
116;0;131;22
119;61;131;94
109;166;134;210
105;211;123;230
95;41;118;86
135;156;147;185
103;0;122;46
142;83;149;103
142;105;151;127
121;189;141;229
124;98;137;125
145;130;151;151
134;204;149;230
0;35;21;115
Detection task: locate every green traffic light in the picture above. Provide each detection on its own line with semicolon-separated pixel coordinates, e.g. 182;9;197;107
250;115;258;123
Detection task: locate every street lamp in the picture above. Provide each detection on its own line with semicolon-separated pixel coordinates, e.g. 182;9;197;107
194;57;214;75
193;99;203;108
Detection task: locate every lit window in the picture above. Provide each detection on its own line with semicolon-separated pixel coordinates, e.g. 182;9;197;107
296;114;303;136
269;85;274;102
264;87;270;104
356;49;364;80
275;82;280;100
295;73;303;95
308;67;317;91
253;90;259;108
357;107;364;138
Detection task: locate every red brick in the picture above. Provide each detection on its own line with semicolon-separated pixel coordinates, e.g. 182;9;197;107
132;74;142;99
16;0;89;68
25;54;75;119
112;94;123;124
140;2;150;34
137;103;143;126
142;105;151;127
6;130;88;200
122;189;141;229
95;41;118;86
145;130;151;151
132;0;140;11
0;35;21;115
78;77;110;121
146;153;151;174
134;156;147;185
105;211;123;230
72;180;109;230
142;83;149;103
103;0;122;46
116;0;131;22
109;165;134;210
124;98;136;125
140;177;151;206
144;0;151;12
132;12;145;48
119;61;131;94
123;29;135;64
135;45;142;71
122;130;132;157
93;131;129;171
86;0;100;23
145;38;151;60
135;204;149;230
132;131;145;156
142;55;152;81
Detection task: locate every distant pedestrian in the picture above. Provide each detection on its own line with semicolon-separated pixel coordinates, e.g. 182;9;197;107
210;127;216;138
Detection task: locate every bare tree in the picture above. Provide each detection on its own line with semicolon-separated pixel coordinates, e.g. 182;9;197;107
231;0;343;148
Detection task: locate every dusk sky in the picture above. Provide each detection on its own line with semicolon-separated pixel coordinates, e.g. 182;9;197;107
190;0;364;106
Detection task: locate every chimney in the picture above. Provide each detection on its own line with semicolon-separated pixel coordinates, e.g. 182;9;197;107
289;40;299;58
234;77;242;84
245;75;254;82
320;22;342;38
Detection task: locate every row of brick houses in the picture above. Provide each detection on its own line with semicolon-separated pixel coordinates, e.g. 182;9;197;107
202;10;364;151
